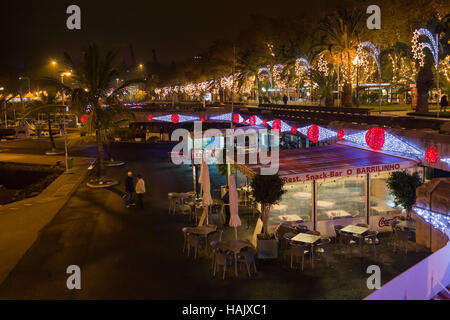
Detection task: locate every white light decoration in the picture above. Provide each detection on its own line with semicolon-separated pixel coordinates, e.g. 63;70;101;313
267;120;291;132
317;54;329;76
258;67;273;87
296;125;337;141
152;114;200;123
412;28;439;69
414;207;450;235
345;131;423;156
209;113;232;121
441;158;450;165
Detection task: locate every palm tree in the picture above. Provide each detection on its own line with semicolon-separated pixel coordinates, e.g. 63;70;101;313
311;68;337;107
23;91;64;151
55;44;143;181
315;8;366;108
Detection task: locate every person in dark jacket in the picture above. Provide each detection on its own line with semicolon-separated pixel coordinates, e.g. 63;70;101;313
440;95;448;112
125;171;135;208
222;186;230;226
283;94;288;105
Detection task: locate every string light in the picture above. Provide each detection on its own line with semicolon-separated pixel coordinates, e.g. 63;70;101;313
414;207;450;235
152;114;200;123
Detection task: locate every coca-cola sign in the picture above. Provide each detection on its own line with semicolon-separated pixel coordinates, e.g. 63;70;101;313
378;216;401;228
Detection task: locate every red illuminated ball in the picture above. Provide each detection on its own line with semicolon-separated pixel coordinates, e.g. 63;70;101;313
307;125;319;143
249;115;256;126
171;114;179;124
200;116;206;122
147;115;153;122
263;119;268;127
291;125;298;134
233;113;240;124
338;129;345;141
81;114;89;125
272;119;281;132
425;147;439;163
365;127;385;151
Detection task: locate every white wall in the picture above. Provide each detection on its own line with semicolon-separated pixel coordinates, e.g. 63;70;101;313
364;241;450;300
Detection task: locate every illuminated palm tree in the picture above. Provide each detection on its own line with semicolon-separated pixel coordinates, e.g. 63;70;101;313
54;44;143;181
315;8;366;107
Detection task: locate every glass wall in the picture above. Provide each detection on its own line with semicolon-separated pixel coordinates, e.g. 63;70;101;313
317;176;366;221
370;172;402;216
269;183;313;225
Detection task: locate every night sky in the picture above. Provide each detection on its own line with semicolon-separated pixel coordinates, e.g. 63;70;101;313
0;0;338;74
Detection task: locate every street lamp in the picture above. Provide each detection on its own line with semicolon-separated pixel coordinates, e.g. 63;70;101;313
60;71;71;174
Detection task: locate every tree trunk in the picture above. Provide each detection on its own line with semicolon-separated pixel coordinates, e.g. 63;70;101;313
47;115;56;150
417;89;429;113
343;83;353;108
262;204;270;234
96;128;105;179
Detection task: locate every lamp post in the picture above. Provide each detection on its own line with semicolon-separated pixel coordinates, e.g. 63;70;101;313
60;71;71;174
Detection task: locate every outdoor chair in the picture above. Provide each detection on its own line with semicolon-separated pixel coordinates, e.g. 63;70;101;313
168;194;177;214
213;249;233;280
363;231;379;257
276;224;296;240
356;223;369;228
314;237;331;266
182;227;194;253
340;232;361;258
290;243;309;271
238;247;257;277
207;230;223;253
394;228;415;255
280;232;296;261
306;230;321;236
295;225;309;234
187;234;203;259
210;240;220;269
333;225;344;244
390;220;401;244
179;204;192;217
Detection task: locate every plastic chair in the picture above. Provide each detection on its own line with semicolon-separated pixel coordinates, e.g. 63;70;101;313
334;225;344;244
238;247;257;277
187;234;203;259
295;225;309;234
213;250;232;280
210;240;220;269
364;231;379;257
207;230;223;252
182;227;194;253
394;228;411;255
314;237;331;266
290;243;309;271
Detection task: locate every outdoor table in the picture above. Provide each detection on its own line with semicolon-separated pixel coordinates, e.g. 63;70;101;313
177;193;192;204
340;225;369;256
216;240;253;277
189;226;217;249
340;225;369;235
290;233;321;268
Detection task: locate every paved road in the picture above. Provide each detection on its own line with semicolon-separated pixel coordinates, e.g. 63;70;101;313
0;143;430;299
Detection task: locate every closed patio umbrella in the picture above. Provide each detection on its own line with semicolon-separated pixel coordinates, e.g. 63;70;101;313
229;175;241;240
199;157;213;224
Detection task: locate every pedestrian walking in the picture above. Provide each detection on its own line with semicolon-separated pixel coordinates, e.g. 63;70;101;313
283;94;288;105
440;94;448;112
125;171;135;208
136;174;146;209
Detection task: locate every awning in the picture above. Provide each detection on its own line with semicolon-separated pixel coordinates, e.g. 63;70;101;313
234;144;418;183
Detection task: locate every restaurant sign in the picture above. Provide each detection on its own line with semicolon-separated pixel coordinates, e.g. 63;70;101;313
281;161;414;184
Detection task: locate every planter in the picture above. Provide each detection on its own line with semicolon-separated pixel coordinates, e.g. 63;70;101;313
86;178;119;189
256;235;278;259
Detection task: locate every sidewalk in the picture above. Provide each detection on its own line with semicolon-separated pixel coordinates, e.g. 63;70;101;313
0;154;93;285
